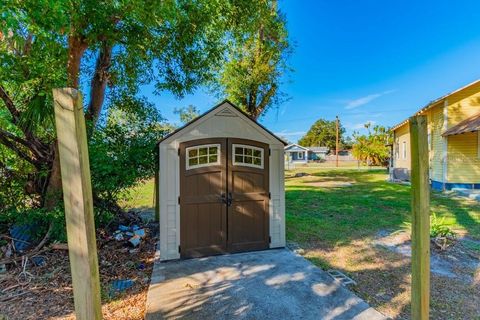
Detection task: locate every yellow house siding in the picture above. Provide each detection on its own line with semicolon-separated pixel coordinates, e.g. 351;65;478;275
393;122;411;170
429;105;444;182
447;81;480;128
447;132;480;183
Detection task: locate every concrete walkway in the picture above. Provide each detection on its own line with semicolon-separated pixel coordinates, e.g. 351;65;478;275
146;249;385;320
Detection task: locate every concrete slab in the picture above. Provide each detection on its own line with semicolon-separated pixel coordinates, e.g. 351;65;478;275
452;188;480;201
146;248;386;320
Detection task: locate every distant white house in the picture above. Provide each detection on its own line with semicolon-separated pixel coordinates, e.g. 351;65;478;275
284;144;330;163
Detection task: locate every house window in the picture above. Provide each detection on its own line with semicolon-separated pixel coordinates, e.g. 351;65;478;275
297;152;304;159
186;144;220;169
402;141;407;159
233;144;264;168
395;142;399;159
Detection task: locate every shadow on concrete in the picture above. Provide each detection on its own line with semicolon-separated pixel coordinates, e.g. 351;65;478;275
146;249;385;320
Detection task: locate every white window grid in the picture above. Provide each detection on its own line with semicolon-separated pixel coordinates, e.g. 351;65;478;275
185;144;221;170
232;144;264;169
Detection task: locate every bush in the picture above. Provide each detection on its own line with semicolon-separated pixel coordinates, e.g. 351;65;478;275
430;213;456;239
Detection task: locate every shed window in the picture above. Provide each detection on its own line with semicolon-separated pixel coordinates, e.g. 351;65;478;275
402;141;407;159
186;144;220;169
232;144;264;168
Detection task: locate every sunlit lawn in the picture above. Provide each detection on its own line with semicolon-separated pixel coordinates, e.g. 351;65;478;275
285;167;480;245
118;178;155;210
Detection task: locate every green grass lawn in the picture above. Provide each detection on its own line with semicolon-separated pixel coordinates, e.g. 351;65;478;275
286;168;480;245
118;178;155;211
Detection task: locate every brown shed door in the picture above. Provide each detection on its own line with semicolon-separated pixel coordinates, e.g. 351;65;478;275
179;138;269;258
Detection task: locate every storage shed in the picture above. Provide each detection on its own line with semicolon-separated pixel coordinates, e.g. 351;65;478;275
157;100;287;261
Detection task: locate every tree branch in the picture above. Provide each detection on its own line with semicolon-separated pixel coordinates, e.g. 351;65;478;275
254;84;277;120
0;85;21;124
0;131;41;168
86;42;112;124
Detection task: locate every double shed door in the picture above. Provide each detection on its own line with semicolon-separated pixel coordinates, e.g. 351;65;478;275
179;138;269;258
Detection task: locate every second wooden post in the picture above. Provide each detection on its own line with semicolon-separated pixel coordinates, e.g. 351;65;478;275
409;115;430;320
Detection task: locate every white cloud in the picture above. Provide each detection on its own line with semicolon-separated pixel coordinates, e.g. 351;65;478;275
274;130;306;137
345;90;395;109
348;120;376;130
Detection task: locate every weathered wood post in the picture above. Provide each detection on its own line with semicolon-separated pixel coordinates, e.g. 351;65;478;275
53;88;103;320
409;115;430;320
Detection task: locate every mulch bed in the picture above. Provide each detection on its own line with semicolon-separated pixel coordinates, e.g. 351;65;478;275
0;223;158;320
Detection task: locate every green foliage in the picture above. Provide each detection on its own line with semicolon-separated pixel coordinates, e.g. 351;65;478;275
89;96;173;205
352;124;392;166
174;105;200;124
214;0;292;119
430;213;456;239
298;118;345;149
0;207;67;242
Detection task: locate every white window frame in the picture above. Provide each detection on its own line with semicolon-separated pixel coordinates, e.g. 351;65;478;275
185;143;221;170
232;144;264;169
297;151;304;159
402;141;407;159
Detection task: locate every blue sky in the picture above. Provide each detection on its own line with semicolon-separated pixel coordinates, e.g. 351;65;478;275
142;1;480;143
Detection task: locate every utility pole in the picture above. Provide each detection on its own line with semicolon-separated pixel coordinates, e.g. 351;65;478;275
336;115;339;167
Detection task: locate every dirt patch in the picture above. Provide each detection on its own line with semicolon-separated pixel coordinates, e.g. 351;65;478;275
0;223;157;320
299;233;480;319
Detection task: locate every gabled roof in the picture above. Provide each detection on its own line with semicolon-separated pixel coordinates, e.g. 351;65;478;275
442;112;480;136
391;79;480;131
158;99;287;145
284;144;310;151
309;146;329;153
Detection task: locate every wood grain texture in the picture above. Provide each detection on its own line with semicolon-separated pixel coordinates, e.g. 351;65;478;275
53;88;102;320
409;115;430;320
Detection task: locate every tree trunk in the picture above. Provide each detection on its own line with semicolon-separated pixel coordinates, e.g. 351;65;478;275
43;35;87;209
44;143;62;209
86;42;112;124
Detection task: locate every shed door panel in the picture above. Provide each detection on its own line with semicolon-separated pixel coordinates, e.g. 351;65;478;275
180;139;227;258
179;138;269;258
228;139;270;253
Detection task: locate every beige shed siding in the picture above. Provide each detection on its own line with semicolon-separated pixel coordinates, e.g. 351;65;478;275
430;105;444;182
393;123;411;170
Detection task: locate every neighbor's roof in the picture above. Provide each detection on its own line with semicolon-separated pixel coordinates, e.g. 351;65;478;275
308;146;329;152
284;143;310;151
391;79;480;131
442;112;480;136
157;99;287;145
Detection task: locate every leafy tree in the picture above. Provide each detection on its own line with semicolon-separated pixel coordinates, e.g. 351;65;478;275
214;0;292;119
0;0;271;209
298;118;346;150
174;105;200;124
352;123;392;166
89;96;173;211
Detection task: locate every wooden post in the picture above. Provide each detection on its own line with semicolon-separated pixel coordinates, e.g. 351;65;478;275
53;88;103;320
409;115;430;320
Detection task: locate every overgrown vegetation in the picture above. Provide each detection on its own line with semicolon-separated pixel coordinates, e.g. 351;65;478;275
298;118;347;149
0;0;289;234
352;123;392;166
